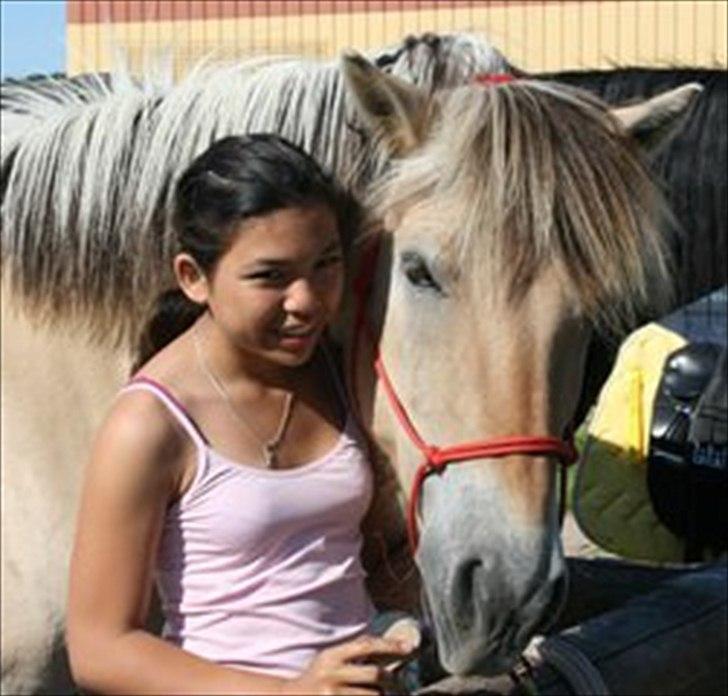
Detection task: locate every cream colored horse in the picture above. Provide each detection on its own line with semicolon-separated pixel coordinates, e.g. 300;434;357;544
342;54;700;675
1;34;699;693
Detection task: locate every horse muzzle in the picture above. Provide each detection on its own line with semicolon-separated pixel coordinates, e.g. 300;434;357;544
416;469;569;676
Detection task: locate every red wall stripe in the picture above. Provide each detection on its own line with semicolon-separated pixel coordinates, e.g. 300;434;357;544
67;0;588;24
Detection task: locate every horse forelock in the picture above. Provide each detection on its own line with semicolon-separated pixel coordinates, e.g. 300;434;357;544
370;80;674;336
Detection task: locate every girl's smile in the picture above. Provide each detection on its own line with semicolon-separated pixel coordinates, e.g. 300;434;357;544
275;325;322;354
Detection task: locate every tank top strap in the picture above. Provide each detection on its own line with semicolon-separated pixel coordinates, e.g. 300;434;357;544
122;376;208;450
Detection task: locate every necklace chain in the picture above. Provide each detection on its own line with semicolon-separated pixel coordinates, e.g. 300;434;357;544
192;322;295;468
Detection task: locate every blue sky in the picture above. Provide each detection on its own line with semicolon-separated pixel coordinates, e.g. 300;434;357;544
1;0;66;78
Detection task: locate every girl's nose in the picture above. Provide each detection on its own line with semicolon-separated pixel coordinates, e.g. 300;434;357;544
283;277;322;315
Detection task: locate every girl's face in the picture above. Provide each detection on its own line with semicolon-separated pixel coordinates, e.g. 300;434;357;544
195;204;344;369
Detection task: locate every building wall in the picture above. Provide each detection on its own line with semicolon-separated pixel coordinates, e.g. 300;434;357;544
67;0;728;77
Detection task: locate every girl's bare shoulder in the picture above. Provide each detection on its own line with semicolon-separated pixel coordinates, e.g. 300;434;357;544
87;385;193;500
115;331;201;449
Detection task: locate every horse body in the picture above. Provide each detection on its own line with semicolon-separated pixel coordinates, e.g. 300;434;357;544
1;33;701;691
1;295;128;693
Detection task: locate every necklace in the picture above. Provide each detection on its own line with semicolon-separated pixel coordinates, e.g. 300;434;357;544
192;323;295;468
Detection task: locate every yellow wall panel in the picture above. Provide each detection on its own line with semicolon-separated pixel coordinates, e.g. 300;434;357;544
68;1;728;77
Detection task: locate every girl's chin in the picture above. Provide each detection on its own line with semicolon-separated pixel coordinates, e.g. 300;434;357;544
265;336;321;365
277;334;318;354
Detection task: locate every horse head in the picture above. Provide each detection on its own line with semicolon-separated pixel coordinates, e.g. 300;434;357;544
342;53;701;675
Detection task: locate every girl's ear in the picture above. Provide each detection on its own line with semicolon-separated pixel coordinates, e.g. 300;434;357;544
174;253;209;306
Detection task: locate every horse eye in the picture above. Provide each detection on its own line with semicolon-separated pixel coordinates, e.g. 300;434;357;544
400;251;442;293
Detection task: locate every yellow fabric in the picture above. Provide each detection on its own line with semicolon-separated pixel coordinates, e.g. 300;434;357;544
573;323;688;562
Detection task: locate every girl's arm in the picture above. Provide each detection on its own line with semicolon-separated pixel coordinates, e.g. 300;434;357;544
66;392;287;695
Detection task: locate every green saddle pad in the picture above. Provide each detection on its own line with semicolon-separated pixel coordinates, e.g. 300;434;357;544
573;323;687;562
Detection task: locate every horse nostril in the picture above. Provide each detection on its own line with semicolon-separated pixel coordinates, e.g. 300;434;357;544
450;559;482;630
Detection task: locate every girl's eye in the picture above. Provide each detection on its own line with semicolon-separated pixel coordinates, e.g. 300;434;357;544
400;251;442;293
246;269;287;283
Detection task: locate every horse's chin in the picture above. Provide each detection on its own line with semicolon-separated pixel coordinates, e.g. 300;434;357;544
434;580;565;677
437;637;523;677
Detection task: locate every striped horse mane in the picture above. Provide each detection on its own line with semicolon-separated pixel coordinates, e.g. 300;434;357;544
0;32;511;348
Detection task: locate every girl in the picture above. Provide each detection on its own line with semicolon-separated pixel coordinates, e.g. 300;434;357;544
66;134;414;695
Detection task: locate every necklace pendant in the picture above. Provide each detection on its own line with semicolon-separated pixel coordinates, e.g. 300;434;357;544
263;443;277;468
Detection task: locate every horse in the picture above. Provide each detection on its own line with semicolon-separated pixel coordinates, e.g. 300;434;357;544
1;32;699;693
342;55;699;675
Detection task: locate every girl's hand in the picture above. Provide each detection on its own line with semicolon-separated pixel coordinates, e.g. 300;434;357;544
282;634;413;695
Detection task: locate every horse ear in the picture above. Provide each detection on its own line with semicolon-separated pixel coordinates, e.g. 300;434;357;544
611;83;703;150
341;50;430;154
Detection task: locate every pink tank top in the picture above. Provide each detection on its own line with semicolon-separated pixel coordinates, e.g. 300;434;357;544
121;369;375;679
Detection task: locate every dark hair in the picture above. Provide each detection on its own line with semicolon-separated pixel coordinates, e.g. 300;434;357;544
133;134;358;372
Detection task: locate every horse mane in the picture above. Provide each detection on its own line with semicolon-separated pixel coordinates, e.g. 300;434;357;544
370;80;673;335
0;32;512;348
538;67;728;306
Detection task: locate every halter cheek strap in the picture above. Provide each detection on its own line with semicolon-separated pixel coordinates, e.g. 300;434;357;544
351;237;579;554
373;319;578;551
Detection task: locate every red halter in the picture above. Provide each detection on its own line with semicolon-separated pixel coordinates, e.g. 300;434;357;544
350;238;579;553
473;72;516;86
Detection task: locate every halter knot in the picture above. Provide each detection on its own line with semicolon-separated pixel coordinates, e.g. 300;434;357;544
423;445;446;469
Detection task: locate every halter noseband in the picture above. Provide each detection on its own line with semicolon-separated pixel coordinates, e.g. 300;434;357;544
351;237;579;553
